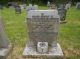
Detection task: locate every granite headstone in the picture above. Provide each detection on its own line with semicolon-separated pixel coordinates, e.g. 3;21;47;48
58;4;67;21
0;5;3;10
47;1;51;8
15;5;21;14
0;16;11;59
65;3;71;10
76;2;80;9
26;4;38;12
23;10;63;58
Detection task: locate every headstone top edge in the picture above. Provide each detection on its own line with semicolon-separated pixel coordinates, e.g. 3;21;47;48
28;10;58;12
27;10;59;18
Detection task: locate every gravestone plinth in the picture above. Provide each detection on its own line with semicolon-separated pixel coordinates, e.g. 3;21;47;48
23;10;63;58
0;17;12;59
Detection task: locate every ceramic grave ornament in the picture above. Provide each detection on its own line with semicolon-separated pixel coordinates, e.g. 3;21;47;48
23;10;63;58
76;2;80;9
26;4;38;12
0;16;11;59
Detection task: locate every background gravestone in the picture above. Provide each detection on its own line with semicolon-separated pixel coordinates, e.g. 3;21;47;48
65;3;71;10
26;4;38;12
15;5;21;14
58;4;67;22
76;2;80;9
33;5;38;10
7;2;15;8
23;4;26;9
50;4;57;9
20;5;24;10
22;0;27;9
26;4;32;11
0;16;11;59
0;4;3;10
23;10;63;58
47;1;51;9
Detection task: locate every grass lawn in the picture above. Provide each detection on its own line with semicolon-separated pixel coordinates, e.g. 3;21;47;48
0;6;80;59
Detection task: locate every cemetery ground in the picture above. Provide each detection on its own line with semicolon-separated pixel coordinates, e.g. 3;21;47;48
0;6;80;59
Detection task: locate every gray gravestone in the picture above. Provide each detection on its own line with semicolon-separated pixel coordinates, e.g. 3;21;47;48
23;10;63;58
47;1;51;9
76;2;80;9
15;5;21;14
65;3;71;10
58;4;67;21
34;5;38;10
26;4;38;12
7;2;15;8
0;5;3;10
20;5;24;10
50;4;57;9
0;16;11;59
20;4;26;10
23;4;26;9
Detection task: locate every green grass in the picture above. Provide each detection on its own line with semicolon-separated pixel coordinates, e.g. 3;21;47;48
0;6;80;59
59;6;80;59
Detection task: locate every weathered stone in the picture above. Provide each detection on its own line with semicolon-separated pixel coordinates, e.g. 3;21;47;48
28;32;58;46
26;4;38;12
15;5;21;14
0;5;3;10
7;2;17;8
0;16;12;59
34;5;38;10
23;10;63;58
0;17;9;48
65;3;71;10
50;4;57;9
58;4;67;21
27;18;59;32
23;43;63;58
47;1;51;8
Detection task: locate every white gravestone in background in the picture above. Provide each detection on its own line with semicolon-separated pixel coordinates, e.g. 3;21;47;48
76;2;80;9
0;16;11;59
34;5;38;10
0;5;3;10
65;3;71;10
26;4;38;12
23;10;63;58
47;1;51;8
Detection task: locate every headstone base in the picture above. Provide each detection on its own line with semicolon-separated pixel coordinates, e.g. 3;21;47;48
60;20;67;24
0;44;12;59
23;43;63;59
